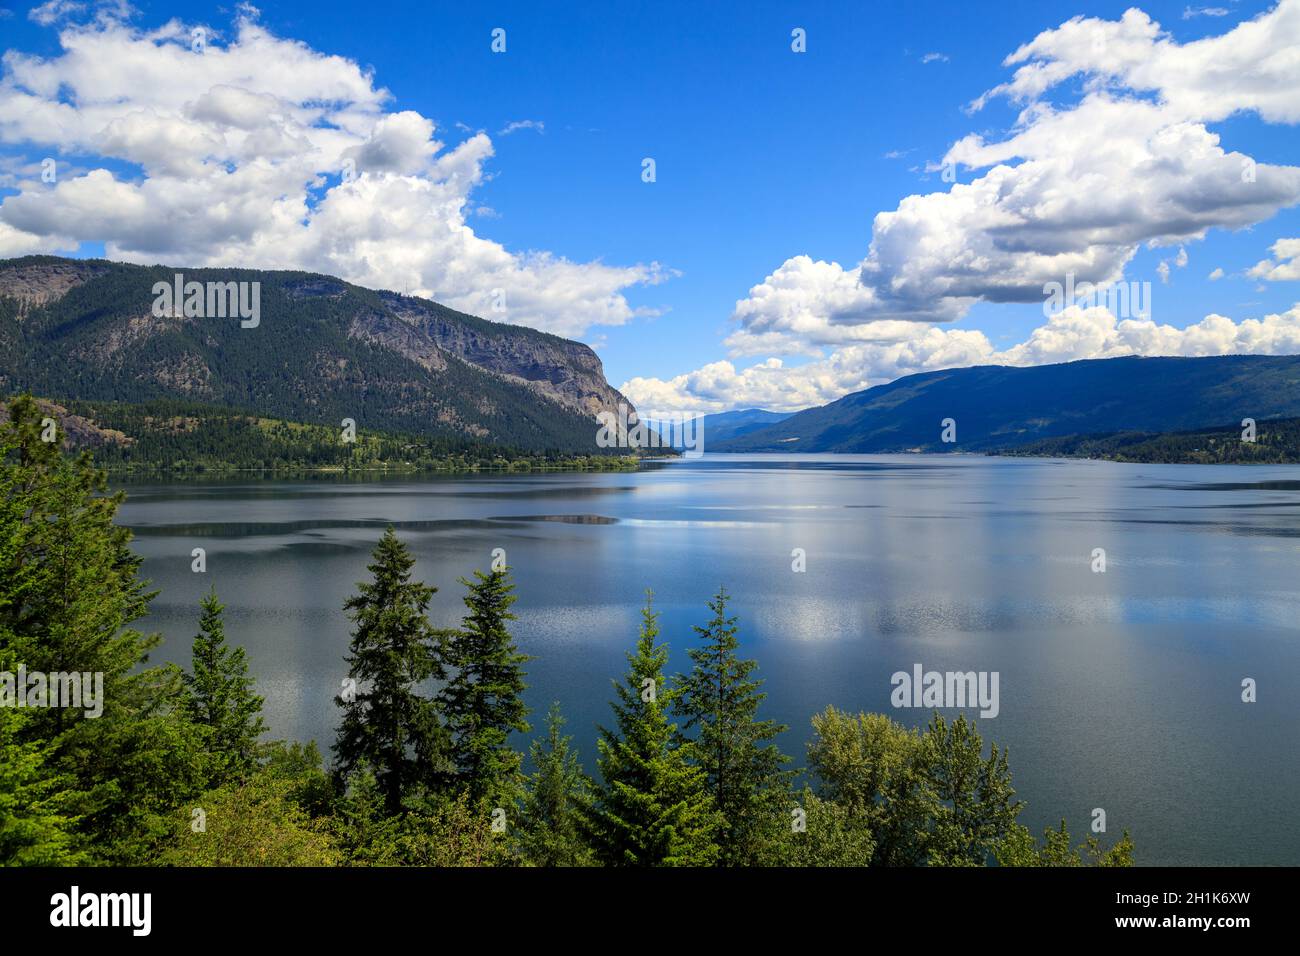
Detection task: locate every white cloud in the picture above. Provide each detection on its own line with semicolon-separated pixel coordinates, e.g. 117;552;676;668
724;255;939;357
728;0;1300;356
972;4;1300;123
498;119;544;136
1209;266;1225;280
921;52;949;64
1183;6;1229;19
1248;237;1300;281
713;2;1300;407
0;11;663;337
1156;245;1189;283
29;1;86;25
624;302;1300;412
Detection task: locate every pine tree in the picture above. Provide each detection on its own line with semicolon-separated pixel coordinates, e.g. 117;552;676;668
333;527;450;814
184;588;266;783
674;587;793;865
436;566;531;809
1;396;209;863
517;702;594;866
0;396;158;730
585;591;720;866
0;682;83;865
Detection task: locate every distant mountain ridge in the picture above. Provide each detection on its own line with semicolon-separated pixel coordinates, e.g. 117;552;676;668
0;256;632;452
645;407;794;449
713;355;1300;453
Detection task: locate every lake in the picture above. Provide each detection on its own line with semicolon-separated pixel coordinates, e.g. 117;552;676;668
115;454;1300;866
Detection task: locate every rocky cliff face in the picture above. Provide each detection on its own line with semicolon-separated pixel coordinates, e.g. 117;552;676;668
0;259;112;315
0;398;131;449
376;291;627;419
0;256;635;453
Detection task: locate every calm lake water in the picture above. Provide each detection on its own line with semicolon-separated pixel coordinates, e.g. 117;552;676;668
116;454;1300;866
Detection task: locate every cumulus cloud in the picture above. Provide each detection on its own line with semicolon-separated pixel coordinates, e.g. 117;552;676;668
723;255;940;357
722;3;1300;358
0;10;663;337
624;303;1300;412
969;4;1300;122
696;2;1300;410
1248;237;1300;281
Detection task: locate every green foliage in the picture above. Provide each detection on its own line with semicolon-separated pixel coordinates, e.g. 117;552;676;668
260;740;335;818
993;416;1300;464
437;566;532;809
0;394;209;864
184;588;267;784
777;788;876;867
808;708;1021;866
995;819;1135;867
673;587;793;865
332;527;451;813
516;703;594;867
807;708;936;865
158;770;340;867
333;771;509;867
0;704;83;865
585;592;721;866
50;398;638;475
921;712;1021;866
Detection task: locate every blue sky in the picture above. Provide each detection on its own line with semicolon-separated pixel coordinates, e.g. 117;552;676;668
2;0;1299;411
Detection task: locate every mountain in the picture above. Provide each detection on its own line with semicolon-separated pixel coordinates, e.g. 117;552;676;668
712;355;1300;453
0;256;632;453
646;407;794;449
697;408;795;444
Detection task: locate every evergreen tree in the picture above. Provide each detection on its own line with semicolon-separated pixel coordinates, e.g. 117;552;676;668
333;527;449;814
674;587;793;865
436;566;531;809
0;691;83;865
0;396;208;863
585;592;720;866
0;396;157;730
517;702;594;866
184;588;266;783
